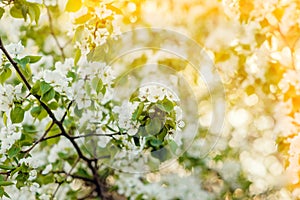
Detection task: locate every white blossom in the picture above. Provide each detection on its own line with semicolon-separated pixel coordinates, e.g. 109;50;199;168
5;41;24;57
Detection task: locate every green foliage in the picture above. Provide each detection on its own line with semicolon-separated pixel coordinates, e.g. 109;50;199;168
7;144;21;158
0;165;15;171
0;181;14;187
30;106;47;120
0;186;10;198
91;77;103;94
44;124;61;145
9;1;40;23
0;67;12;84
10;105;25;124
0;7;5;19
14;57;32;79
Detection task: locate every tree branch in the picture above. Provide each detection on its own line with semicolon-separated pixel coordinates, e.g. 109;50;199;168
0;36;106;198
22;121;55;157
61;101;73;123
52;158;80;198
46;7;66;60
52;170;94;183
72;132;122;139
41;133;63;142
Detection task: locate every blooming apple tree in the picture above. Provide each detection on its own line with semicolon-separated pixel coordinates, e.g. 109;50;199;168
1;0;300;200
0;1;188;199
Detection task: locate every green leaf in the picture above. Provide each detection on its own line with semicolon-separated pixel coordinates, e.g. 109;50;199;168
36;174;54;185
23;124;37;134
65;0;82;12
168;140;178;153
92;77;103;94
132;103;144;120
74;13;92;24
145;117;163;136
0;181;14;186
10;6;23;19
32;4;40;24
157;99;174;112
74;167;92;179
15;57;30;70
30;106;42;118
40;81;52;95
10;106;25;124
0;186;10;198
48;101;59;110
0;7;5;19
87;45;106;62
16;172;28;189
74;49;81;65
7;146;21;158
157;127;167;141
0;68;12;84
41;88;55;103
21;4;29;21
151;148;168;161
73;25;84;42
38;107;47;120
27;55;42;63
0;165;15;171
30;80;41;95
30;106;47;120
149;138;162;148
28;4;40;24
3;113;7;126
46;124;61;145
58;152;77;165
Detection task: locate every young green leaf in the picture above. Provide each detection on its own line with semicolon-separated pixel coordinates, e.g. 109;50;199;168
10;106;25;124
92;77;103;94
27;55;42;63
0;165;15;171
41;88;55;103
0;181;14;187
0;68;12;84
0;7;5;19
145;117;163;136
40;81;52;95
10;6;23;19
30;80;41;95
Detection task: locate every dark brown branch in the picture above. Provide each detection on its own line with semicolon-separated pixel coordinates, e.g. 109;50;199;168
41;133;63;142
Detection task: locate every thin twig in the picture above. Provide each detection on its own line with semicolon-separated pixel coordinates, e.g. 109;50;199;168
52;158;80;199
72;132;122;139
41;133;63;142
22;121;55;157
60;101;73;123
51;170;94;183
46;7;66;60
